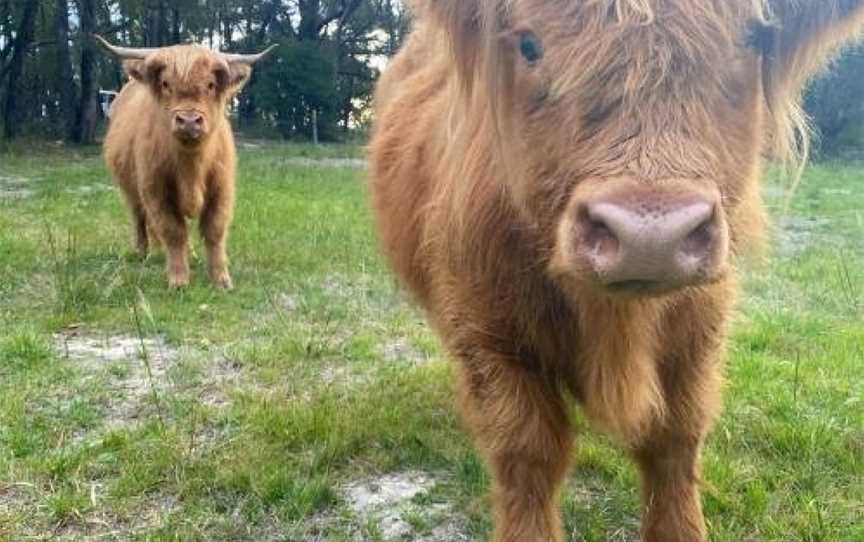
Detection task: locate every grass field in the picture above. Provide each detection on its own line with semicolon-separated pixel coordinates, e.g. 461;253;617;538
0;142;862;541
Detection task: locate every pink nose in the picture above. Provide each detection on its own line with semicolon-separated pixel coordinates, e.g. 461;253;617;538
174;111;203;136
576;194;725;291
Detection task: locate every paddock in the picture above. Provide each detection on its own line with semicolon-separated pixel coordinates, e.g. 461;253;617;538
0;143;862;540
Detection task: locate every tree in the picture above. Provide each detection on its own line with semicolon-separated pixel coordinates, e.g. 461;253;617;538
0;0;409;143
254;39;338;139
55;0;77;139
72;0;99;144
805;44;864;157
3;0;39;139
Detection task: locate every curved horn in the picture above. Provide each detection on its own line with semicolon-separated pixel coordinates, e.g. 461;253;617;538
92;35;158;60
221;44;278;65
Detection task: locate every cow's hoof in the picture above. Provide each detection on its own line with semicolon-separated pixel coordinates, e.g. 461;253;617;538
168;276;190;289
213;274;233;290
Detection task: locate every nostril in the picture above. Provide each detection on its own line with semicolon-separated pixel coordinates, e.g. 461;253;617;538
175;113;203;130
578;206;619;257
680;215;716;258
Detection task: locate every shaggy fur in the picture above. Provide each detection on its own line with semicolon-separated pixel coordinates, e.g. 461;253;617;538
103;44;259;289
369;1;864;540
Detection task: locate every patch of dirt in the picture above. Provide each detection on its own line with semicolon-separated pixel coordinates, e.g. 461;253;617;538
0;483;38;517
0;175;35;200
65;184;113;196
319;365;359;386
277;292;302;312
0;483;41;539
773;215;832;256
52;493;179;541
339;472;470;541
54;331;177;433
284;157;367;169
197;354;243;409
380;338;429;366
762;184;789;203
52;331;239;443
321;273;401;313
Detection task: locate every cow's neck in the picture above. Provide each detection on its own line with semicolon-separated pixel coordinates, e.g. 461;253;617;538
575;297;667;443
169;141;215;218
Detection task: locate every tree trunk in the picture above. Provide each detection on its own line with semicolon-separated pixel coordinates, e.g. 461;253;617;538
0;0;15;72
222;18;233;49
298;0;321;41
171;6;180;44
3;0;39;139
73;0;98;144
54;0;77;139
145;0;166;46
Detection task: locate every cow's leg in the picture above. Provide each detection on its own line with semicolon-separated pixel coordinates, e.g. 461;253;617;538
633;427;707;542
632;297;725;542
199;187;233;290
458;353;572;542
141;186;190;288
132;204;149;257
118;185;149;257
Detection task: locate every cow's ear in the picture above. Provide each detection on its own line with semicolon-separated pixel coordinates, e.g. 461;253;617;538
766;0;864;92
123;56;166;85
759;1;864;163
214;62;252;96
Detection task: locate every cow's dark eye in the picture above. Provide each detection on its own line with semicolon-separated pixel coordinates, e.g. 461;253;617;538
162;80;170;90
208;82;215;91
746;20;776;56
519;32;543;64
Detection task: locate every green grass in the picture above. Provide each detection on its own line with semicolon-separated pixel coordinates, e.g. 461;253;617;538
0;144;862;541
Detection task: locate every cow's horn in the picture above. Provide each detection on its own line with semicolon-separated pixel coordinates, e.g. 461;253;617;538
221;45;278;65
93;35;157;60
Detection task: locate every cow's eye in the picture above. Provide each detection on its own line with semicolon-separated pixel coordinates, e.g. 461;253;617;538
746;20;775;55
519;32;543;65
161;80;170;90
208;82;216;91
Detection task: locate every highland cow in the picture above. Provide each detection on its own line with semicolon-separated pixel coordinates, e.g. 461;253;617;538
369;1;864;540
98;36;274;289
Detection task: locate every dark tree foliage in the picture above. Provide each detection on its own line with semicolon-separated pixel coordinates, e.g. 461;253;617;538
0;0;408;142
2;0;39;138
0;1;860;149
805;44;864;158
254;40;338;139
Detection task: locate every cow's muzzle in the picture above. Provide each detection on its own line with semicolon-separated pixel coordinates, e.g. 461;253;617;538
173;110;206;142
556;179;729;295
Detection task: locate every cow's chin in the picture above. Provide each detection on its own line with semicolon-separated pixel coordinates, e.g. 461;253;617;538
597;270;729;299
173;131;208;149
548;258;731;303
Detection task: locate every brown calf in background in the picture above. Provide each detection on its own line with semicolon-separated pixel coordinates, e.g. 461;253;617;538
370;1;864;540
98;37;274;289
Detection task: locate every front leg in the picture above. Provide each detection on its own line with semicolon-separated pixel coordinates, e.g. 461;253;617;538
633;429;708;542
141;181;190;288
458;350;573;542
199;180;234;290
632;296;726;542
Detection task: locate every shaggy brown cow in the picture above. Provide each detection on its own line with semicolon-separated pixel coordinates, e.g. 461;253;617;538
369;1;864;540
98;36;274;289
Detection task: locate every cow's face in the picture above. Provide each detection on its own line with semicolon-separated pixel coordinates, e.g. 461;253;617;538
504;1;758;297
95;38;274;149
427;0;864;298
123;47;253;147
